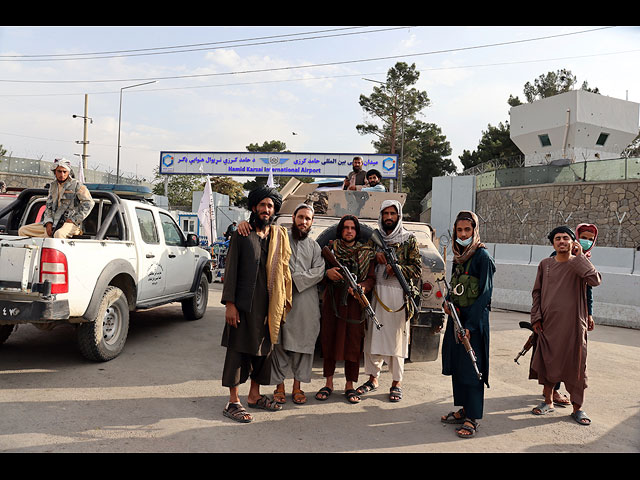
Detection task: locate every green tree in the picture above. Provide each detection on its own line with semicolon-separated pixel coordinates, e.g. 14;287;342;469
459;122;521;170
357;62;431;191
509;69;600;105
209;176;245;205
402;121;455;219
152;168;202;209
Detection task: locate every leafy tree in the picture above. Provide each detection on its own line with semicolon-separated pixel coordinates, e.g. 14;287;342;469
402;121;455;218
509;69;600;105
459;122;521;170
209;176;245;205
151;169;202;209
357;62;430;190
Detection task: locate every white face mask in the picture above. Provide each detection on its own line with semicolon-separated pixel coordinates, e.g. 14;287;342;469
456;236;472;247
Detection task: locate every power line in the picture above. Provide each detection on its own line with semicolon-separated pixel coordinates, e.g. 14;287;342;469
0;26;615;85
0;26;413;62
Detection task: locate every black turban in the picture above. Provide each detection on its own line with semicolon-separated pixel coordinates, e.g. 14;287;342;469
547;225;575;244
247;185;282;213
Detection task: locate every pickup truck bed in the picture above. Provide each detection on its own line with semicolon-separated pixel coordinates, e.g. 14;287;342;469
0;187;212;361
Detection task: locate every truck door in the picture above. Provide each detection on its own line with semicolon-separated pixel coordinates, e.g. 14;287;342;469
159;212;196;295
134;207;166;301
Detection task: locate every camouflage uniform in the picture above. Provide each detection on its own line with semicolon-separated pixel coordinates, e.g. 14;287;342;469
19;177;95;239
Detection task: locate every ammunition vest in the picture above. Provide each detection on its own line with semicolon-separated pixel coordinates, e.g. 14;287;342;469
450;257;480;308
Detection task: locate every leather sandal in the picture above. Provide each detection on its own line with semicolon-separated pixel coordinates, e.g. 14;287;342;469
292;388;307;404
273;385;286;404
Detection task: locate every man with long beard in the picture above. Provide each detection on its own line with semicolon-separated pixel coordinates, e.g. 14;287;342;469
357;200;421;402
220;186;292;423
269;203;325;405
343;156;367;190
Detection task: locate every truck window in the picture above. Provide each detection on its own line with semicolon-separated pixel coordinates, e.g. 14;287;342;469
135;208;159;244
159;212;185;246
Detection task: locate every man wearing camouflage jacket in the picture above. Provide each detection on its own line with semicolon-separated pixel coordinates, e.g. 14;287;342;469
19;158;94;239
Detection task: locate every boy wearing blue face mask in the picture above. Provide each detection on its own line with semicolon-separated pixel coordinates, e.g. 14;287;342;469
440;211;495;438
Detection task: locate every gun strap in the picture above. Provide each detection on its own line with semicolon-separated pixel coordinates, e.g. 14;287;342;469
373;287;405;313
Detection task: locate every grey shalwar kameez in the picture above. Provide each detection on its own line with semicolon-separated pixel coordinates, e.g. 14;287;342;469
270;231;324;384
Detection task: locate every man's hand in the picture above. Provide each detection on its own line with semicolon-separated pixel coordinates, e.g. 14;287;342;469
532;322;543;334
45;222;53;237
588;315;595;331
457;329;471;342
237;220;252;237
225;302;240;328
571;240;583;256
326;267;343;282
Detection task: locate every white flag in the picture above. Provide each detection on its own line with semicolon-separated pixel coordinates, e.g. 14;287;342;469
198;176;217;245
267;166;275;187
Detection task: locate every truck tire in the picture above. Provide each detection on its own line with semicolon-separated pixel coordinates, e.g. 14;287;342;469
181;272;209;320
0;325;15;345
77;286;129;361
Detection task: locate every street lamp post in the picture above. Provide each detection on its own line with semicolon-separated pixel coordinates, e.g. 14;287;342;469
72;94;92;170
116;81;156;184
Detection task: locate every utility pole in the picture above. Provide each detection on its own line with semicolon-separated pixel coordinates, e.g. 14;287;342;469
73;94;91;170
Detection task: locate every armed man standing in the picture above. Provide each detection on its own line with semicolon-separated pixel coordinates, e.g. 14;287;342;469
19;158;94;239
357;200;421;402
440;211;495;438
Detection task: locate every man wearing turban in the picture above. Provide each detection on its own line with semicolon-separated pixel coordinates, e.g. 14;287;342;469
220;186;292;422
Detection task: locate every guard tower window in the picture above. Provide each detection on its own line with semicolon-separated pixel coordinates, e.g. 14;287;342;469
596;132;609;146
538;134;552;147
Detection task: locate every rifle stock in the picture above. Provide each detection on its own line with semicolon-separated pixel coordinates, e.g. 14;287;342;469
321;246;382;330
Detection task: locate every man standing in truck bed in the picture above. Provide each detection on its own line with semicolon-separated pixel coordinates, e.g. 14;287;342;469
18;157;94;239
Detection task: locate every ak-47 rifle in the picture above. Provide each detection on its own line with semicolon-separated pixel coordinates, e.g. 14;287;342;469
321;246;382;330
514;321;535;365
437;276;483;381
369;229;419;317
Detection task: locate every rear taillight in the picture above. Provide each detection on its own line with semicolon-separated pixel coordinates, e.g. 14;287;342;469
40;248;68;294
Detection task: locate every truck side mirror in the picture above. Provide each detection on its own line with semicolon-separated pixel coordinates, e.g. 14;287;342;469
186;233;199;246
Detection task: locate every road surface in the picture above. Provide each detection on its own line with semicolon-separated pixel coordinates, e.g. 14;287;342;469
1;284;638;453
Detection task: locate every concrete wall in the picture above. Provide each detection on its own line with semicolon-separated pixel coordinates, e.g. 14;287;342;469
473;243;640;329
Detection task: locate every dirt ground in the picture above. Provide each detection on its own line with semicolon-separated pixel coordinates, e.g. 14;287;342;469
1;284;639;453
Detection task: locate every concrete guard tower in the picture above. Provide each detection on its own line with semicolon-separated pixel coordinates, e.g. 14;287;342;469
509;90;639;166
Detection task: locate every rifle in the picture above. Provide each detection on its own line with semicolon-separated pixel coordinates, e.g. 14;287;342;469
321;246;382;330
369;229;419;317
437;276;483;381
514;321;535;365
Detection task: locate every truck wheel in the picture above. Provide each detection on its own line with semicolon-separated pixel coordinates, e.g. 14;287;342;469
182;272;209;320
0;325;15;345
77;286;129;361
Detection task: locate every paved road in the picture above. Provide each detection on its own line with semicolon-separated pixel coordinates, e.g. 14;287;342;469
1;283;639;453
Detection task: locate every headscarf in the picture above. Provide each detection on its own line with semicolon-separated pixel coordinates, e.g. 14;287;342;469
576;223;598;258
547;225;575;244
51;157;72;172
377;199;412;245
452;210;485;265
332;215;374;282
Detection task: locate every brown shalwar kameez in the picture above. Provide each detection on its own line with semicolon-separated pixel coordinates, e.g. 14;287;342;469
530;254;601;406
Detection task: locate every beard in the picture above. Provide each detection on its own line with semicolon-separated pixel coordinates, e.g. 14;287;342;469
291;222;309;240
251;211;274;230
383;219;398;234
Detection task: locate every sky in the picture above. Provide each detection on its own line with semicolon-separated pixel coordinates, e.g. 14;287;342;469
0;25;638;185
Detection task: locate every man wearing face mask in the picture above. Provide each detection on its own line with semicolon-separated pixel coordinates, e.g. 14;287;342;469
440;211;495;438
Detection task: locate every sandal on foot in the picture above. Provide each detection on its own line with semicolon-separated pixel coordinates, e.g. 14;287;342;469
292;389;307;405
532;402;555;415
356;379;378;395
248;394;283;411
315;386;333;401
455;419;478;438
553;392;571;407
345;389;361;404
389;386;402;402
273;386;286;404
441;408;466;424
571;410;591;426
223;402;253;423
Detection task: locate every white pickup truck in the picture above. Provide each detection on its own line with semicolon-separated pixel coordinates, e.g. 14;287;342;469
0;185;212;361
